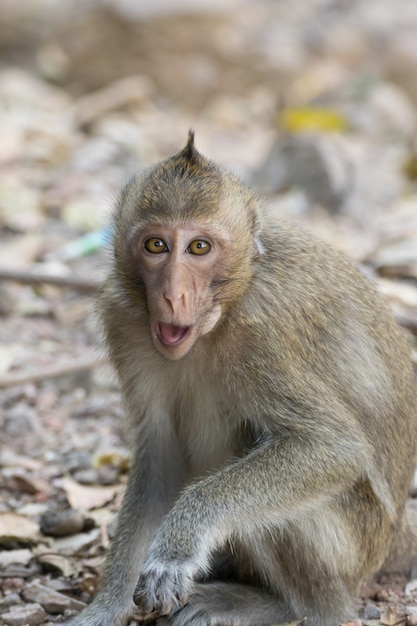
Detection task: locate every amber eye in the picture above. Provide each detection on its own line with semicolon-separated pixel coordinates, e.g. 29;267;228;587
144;238;168;254
187;240;211;255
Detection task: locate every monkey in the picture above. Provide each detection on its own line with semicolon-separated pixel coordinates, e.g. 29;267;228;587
67;130;417;626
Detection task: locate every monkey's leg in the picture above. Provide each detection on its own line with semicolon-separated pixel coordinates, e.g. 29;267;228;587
168;581;294;626
66;423;184;626
382;506;417;572
164;515;359;626
134;429;372;619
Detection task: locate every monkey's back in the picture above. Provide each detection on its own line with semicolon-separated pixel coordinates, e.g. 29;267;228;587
228;219;416;515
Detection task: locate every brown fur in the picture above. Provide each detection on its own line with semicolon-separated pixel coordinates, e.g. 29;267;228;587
67;133;417;626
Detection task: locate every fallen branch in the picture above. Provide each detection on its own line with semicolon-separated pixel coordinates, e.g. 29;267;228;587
0;354;108;388
0;268;100;293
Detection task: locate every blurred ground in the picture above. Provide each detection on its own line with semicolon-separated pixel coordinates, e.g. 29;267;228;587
0;0;417;624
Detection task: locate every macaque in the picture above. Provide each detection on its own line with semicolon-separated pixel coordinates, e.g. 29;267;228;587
68;131;417;626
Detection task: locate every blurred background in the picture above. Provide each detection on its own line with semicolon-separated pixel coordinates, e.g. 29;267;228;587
0;1;417;623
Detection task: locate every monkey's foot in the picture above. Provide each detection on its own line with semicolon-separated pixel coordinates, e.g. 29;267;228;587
167;581;295;626
134;559;196;616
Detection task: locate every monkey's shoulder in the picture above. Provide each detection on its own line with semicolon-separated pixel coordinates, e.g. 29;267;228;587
259;220;362;288
243;220;375;324
227;220;412;393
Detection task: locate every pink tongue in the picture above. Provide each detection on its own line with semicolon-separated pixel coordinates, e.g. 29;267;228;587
158;323;189;345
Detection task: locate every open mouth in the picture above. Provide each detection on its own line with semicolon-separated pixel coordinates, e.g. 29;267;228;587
157;322;191;346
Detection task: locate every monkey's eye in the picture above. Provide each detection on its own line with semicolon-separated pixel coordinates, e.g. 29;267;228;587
144;238;168;254
187;240;211;255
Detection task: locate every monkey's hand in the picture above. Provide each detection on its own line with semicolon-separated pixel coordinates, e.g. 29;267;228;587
133;557;197;616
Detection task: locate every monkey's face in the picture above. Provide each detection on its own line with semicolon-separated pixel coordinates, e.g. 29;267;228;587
131;222;231;361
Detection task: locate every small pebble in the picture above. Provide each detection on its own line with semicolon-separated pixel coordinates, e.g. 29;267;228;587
0;602;45;626
364;603;381;620
374;589;389;602
40;509;91;537
0;594;22;610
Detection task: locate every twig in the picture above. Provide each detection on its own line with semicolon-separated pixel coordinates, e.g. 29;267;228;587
0;268;100;293
0;354;108;388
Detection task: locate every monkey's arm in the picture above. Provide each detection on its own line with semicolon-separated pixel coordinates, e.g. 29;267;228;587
134;424;376;616
66;421;184;626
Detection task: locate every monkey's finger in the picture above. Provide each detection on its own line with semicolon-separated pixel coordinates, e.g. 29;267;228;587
134;569;189;616
133;580;166;614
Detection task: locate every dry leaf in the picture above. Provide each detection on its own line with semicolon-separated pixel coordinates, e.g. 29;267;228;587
36;552;80;578
59;476;122;510
0;512;39;543
0;603;46;625
2;468;49;495
380;607;405;626
0;449;43;471
87;506;116;529
51;528;101;556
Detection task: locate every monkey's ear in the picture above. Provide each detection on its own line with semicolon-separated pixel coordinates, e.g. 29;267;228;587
248;198;264;258
253;232;265;257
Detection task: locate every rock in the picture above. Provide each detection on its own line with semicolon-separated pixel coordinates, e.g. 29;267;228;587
0;603;45;626
23;581;86;614
374;588;389;602
73;466;120;486
255;130;404;219
40;509;87;537
0;594;22;612
1;580;25;595
364;604;381;620
254;132;353;212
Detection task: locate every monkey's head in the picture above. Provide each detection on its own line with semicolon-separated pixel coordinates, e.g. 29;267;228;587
113;131;263;360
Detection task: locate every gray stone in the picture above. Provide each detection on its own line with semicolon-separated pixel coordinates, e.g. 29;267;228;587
0;603;45;626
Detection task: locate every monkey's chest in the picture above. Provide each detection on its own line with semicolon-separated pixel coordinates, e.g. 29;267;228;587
173;383;238;478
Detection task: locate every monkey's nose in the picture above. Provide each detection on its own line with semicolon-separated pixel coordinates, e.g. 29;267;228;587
163;291;187;314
